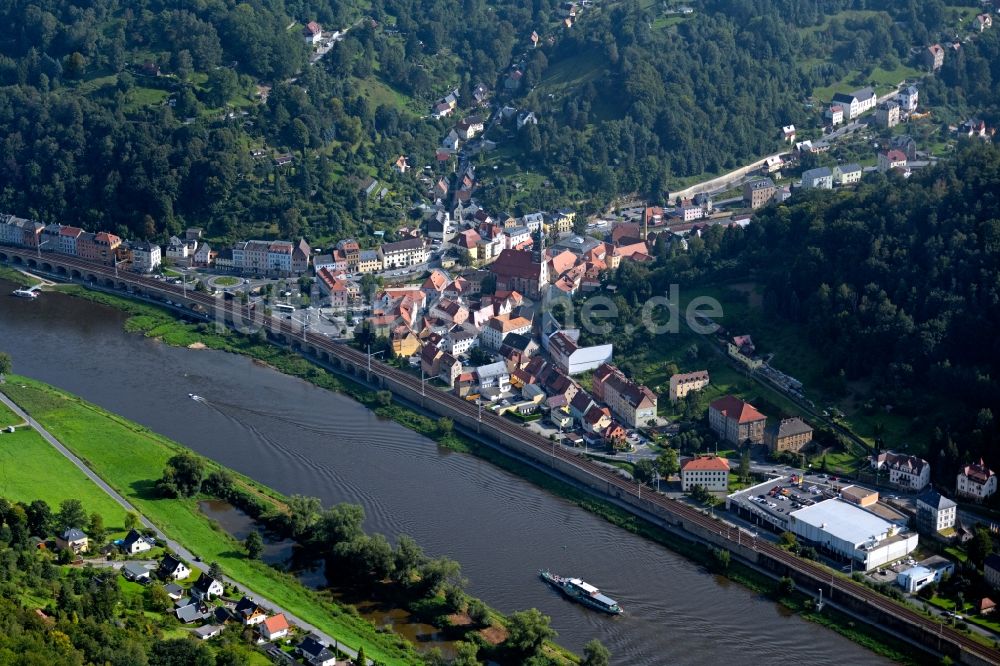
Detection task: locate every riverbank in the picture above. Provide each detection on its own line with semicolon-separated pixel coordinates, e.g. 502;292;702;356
0;375;419;665
33;280;926;663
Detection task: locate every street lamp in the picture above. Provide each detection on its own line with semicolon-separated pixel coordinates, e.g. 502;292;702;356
366;344;385;373
36;238;50;258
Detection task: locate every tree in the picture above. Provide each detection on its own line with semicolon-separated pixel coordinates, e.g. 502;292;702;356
124;512;139;532
56;499;87;531
581;639;610;666
88;513;106;544
63;52;86;78
452;641;480;666
286;494;322;539
244;531;264;559
633;459;655;484
437;417;453;436
467;597;490;626
655;448;679;479
25;500;52;537
777;576;795;597
392;534;425;585
208;562;223;580
157;453;206;498
738;449;751;483
150;638;215;666
353;646;365;666
0;351;11;382
504;609;556;657
967;527;993;567
376;390;392;407
145;584;172;612
779;531;798;549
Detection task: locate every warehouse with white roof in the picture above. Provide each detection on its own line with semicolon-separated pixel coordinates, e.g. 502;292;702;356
787;498;918;571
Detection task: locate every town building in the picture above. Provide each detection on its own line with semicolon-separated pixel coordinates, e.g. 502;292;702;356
916;490;957;534
875;100;900;128
897;563;949;593
801;166;833;189
830;87;877;119
924;44;945;71
235;597;267;626
976;13;993;32
957;460;997;501
129;241;162;272
489;248;548;297
592;363;658;428
787;499;918;571
764;417;813;453
877;150;908;174
669;370;709;402
681;456;730;492
546;331;613;376
826;105;844;126
297;635;337;666
482;315;532;349
476;361;511;391
727;334;763;370
357;249;381;273
833;163;863;186
708;395;766;446
840;485;878;508
192;574;225;600
743;178;776;209
871;451;930;490
122;562;152;583
77;231;122;265
899;86;919;112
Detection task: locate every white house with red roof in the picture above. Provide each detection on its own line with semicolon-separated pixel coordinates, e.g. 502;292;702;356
878;149;908;173
302;21;322;45
957;460;997;501
259;613;290;641
681;455;730;491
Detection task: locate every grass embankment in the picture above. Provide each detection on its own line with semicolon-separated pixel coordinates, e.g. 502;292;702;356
0;265;35;287
44;284;919;663
0;400;21;428
0;376;419;666
0;426;128;527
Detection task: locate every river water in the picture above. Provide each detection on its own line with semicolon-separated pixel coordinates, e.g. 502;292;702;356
0;281;890;665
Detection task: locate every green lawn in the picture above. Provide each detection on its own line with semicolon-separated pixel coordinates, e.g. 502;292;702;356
0;427;129;529
213;276;241;287
0;401;21;428
810;63;922;102
0;376;418;666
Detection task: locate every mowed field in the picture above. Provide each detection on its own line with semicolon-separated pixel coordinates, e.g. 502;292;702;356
0;426;129;528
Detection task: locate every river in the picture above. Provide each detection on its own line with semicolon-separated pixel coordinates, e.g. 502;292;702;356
0;281;891;665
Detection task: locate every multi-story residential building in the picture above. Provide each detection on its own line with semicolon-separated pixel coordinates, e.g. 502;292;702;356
669;370;710;402
357;250;381;274
878;150;908;174
482;315;532;350
830;87;877;119
504;226;532;250
764;417;814;453
292;238;311;274
302;21;322;45
476;361;510;391
826;105;845;126
592;363;658;428
379;238;428;270
128;241;160;272
916;490;957;534
743;178;776;209
924;44;944;71
833;164;863;185
899;86;919;112
0;215;43;248
56;226;84;255
681;455;730;492
165;236;191;262
76;231;122;265
336;239;360;270
875;101;900;128
265;241;294;275
871;451;930;490
708;395;766;446
957;460;997;501
727;334;762;371
801;166;833;189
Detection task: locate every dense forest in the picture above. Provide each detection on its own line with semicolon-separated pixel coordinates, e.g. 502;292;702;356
509;0;997;205
597;142;1000;483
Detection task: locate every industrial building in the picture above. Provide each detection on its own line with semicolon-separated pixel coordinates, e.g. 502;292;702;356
788;499;918;571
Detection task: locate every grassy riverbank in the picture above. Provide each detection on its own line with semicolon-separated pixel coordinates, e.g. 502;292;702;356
40;283;932;663
0;265;35;287
0;376;419;666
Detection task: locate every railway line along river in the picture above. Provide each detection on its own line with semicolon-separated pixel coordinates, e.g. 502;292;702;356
0;280;892;665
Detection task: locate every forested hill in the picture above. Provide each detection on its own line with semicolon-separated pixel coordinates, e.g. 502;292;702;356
515;0;999;203
610;142;1000;478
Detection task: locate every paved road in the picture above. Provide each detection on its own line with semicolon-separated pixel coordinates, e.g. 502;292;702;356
0;391;368;664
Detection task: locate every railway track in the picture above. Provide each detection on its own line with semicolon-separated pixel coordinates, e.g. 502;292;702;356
5;247;999;664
